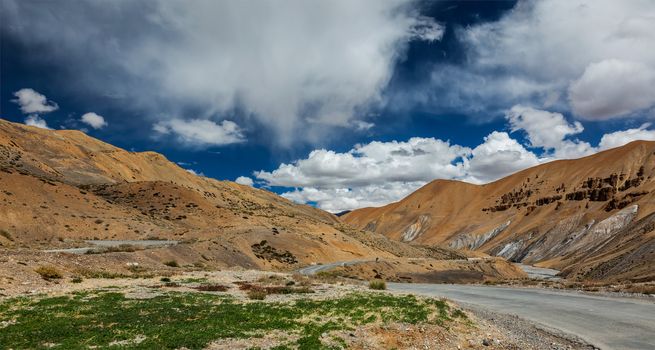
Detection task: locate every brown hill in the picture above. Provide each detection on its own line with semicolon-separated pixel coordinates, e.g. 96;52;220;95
1;118;521;289
344;141;655;282
0;118;393;268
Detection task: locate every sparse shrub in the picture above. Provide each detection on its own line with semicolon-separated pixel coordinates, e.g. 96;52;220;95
164;260;179;268
127;265;147;273
0;229;13;241
35;266;63;280
160;277;171;282
451;309;467;319
94;219;104;224
247;289;267;300
71;276;83;283
194;284;229;292
368;279;386;290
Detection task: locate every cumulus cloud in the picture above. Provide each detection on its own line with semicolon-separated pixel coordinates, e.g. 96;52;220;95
153;119;245;147
402;0;655;120
256;137;469;189
258;106;655;212
24;115;51;129
185;168;205;177
569;59;655;120
463;131;539;183
2;0;444;146
256;134;544;211
506;105;594;159
11;88;59;114
80;112;108;129
598;123;655;150
281;182;425;213
235;176;254;187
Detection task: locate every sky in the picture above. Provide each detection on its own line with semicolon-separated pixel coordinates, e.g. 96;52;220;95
1;0;655;213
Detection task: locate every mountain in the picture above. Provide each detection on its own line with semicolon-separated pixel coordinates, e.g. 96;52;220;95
343;141;655;282
2;118;508;283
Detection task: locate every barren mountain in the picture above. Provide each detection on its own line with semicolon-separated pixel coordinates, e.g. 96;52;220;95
344;141;655;282
0;119;525;286
0;119;392;268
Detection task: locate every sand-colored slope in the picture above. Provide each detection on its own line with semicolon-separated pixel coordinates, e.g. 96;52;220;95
3;118;510;283
344;141;655;281
0;119;396;270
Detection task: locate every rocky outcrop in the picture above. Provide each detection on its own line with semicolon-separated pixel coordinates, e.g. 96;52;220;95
449;221;511;250
401;214;431;242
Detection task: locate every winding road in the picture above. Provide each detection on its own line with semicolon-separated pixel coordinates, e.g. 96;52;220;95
298;261;655;349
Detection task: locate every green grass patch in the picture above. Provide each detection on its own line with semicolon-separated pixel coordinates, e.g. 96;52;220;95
0;290;462;349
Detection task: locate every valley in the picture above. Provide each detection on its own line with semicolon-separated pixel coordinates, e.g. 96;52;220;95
0;119;654;349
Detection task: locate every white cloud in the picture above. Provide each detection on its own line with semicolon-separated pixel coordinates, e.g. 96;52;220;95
506;105;594;159
80;112;108;129
407;16;444;42
185;168;205;177
235;176;254;186
352;120;375;131
257;134;547;211
569;59;655;120
24;115;51;129
281;182;425;213
12;88;59;114
153;118;245;147
2;0;444;147
463;131;539;184
257;108;655;212
256;137;469;189
598;123;655;150
409;0;655;119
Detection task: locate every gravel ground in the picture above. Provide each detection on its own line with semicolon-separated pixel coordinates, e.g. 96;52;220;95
464;304;597;350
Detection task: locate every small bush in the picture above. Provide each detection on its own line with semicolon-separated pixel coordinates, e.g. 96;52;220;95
247;290;267;300
194;284;229;292
164;260;179;268
160;277;171;282
368;279;386;290
0;229;13;241
451;309;467;319
71;276;83;283
35;266;63;280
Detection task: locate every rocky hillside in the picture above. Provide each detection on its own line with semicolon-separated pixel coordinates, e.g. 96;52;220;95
343;141;655;282
0;118;453;271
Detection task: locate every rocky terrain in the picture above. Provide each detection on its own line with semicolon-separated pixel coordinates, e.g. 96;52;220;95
0;119;523;289
344;141;655;282
0;269;594;350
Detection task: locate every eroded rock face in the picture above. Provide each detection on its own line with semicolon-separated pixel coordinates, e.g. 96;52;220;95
401;215;431;242
492;206;639;264
449;221;511;250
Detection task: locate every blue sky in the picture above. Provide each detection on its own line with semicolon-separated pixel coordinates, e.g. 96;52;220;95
2;0;655;212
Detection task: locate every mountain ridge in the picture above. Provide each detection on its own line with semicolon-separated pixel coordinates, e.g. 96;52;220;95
344;140;655;282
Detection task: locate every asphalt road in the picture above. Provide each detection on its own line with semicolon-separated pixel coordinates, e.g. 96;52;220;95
296;260;371;275
389;283;655;350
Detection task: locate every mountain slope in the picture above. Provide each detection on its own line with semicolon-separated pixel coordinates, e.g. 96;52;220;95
0;118;432;271
343;141;655;282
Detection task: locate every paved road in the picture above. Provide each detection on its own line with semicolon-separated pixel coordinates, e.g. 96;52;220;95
516;263;561;280
296;260;371;275
389;283;655;350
